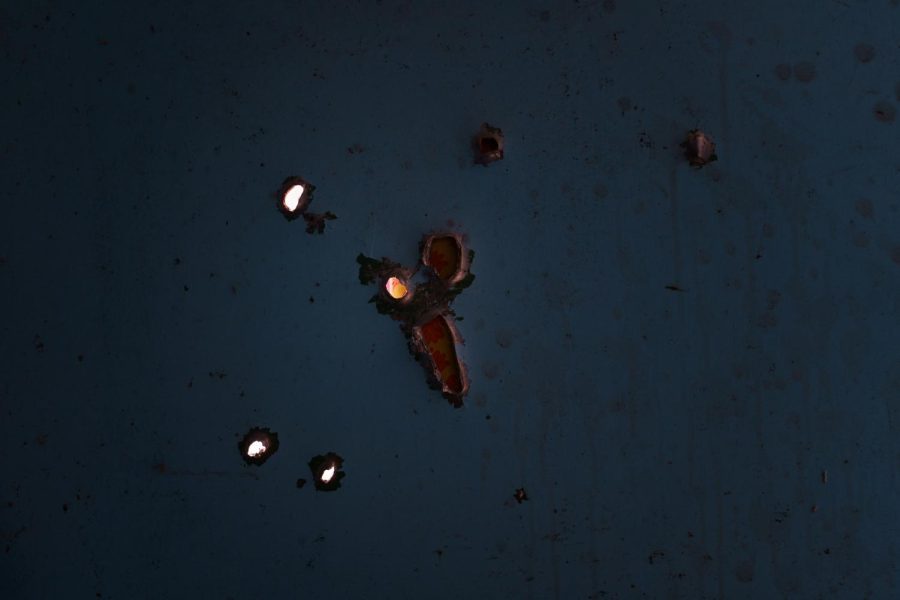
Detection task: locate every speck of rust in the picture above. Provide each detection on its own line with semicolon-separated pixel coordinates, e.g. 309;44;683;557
794;61;816;82
774;64;792;81
853;43;875;63
854;198;874;219
891;245;900;265
514;488;528;503
873;101;896;123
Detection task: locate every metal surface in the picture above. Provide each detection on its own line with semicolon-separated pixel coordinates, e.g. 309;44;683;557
2;1;899;598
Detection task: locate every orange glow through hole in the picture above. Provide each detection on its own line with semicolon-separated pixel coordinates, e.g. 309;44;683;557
386;276;408;299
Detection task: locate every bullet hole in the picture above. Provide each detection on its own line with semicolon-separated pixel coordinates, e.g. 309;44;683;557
853;43;875;63
357;232;475;406
296;478;307;489
514;488;528;503
681;130;717;168
278;176;314;219
794;62;816;82
308;452;345;491
385;276;410;300
480;137;499;153
422;234;470;284
774;63;791;80
414;315;468;399
873;101;896;123
238;427;279;466
473;123;504;166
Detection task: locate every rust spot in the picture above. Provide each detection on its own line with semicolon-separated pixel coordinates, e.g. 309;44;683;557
853;43;875;63
514;488;528;503
855;198;874;219
873;101;896;123
891;245;900;265
302;210;338;234
794;62;816;83
774;64;791;81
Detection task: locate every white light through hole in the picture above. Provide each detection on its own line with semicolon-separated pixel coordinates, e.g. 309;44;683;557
321;464;336;483
247;440;267;457
283;184;305;212
385;276;408;299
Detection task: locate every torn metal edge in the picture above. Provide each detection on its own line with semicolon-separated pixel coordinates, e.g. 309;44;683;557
681;129;717;168
420;232;471;286
410;312;469;405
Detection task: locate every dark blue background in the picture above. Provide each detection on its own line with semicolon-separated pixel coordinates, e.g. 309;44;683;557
2;1;899;598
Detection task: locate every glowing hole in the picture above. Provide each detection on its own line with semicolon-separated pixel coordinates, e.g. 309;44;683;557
321;465;336;483
283;184;305;212
385;276;408;299
247;440;267;457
